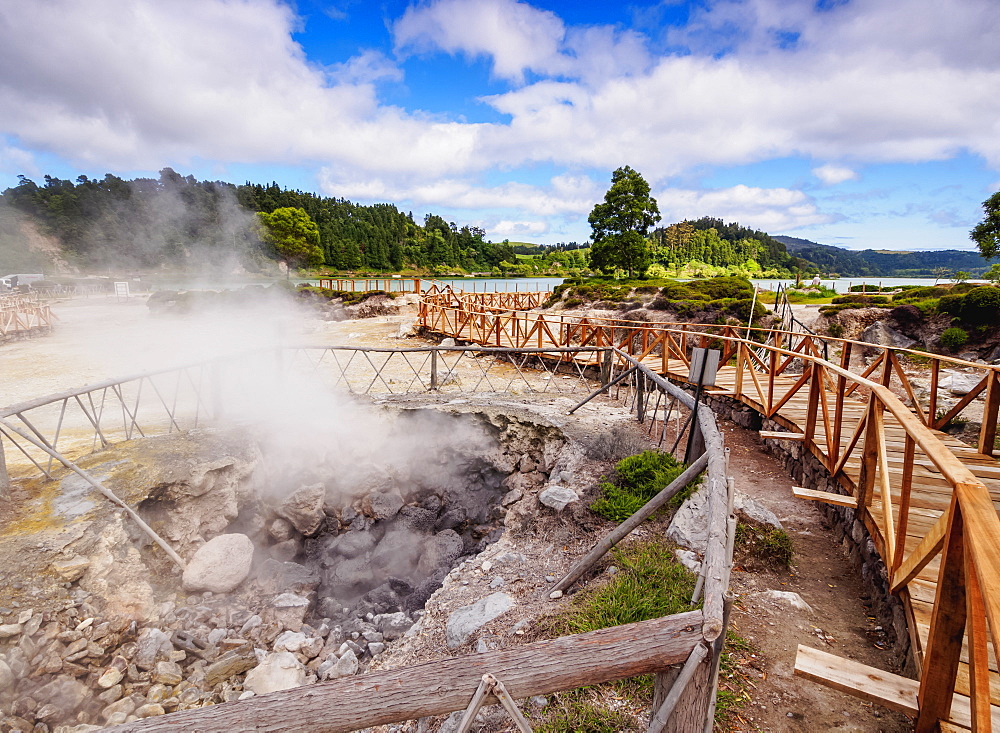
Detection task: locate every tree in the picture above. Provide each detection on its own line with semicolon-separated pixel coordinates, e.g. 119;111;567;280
971;191;1000;259
588;166;661;277
984;263;1000;284
953;270;971;283
257;207;323;274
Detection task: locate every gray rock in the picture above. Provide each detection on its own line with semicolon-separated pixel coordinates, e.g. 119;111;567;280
440;338;457;347
253;559;319;595
941;370;982;396
759;590;813;614
268;517;295;542
362;491;404;520
278;484;326;536
733;492;783;530
666;485;712;553
446;592;515;649
330;649;359;678
417;530;464;576
368;641;385;656
182;533;254;593
538;486;579;511
0;623;21;638
134;628;173;670
0;659;13;691
373;612;413;641
859;321;916;349
273;631;308;653
674;549;702;574
34;675;89;716
244;651;307;694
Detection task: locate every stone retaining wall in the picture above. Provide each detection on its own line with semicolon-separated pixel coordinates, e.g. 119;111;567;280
699;392;915;674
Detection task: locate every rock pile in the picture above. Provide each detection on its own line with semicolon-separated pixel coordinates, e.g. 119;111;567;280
0;556;422;731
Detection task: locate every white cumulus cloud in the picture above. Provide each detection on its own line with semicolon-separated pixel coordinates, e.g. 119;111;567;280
812;165;859;185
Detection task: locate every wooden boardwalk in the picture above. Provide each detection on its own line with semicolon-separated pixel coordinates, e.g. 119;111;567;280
419;296;1000;731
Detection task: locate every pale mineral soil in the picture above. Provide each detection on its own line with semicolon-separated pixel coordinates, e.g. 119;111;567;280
0;295;917;732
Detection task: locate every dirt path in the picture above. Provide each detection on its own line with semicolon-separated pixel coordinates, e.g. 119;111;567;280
719;420;911;732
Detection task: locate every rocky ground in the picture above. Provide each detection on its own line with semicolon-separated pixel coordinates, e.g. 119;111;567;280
0;293;919;732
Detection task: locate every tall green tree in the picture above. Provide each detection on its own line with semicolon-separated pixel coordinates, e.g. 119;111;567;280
971;191;1000;259
257;207;323;273
588;166;661;277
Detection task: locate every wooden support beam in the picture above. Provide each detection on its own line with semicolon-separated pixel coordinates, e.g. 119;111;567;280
795;645;1000;729
917;498;967;733
891;510;950;597
792;486;858;508
106;611;705;733
759;430;806;441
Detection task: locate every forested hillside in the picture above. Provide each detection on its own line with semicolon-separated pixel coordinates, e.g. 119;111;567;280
0;169;515;273
648;217;796;276
775;236;992;276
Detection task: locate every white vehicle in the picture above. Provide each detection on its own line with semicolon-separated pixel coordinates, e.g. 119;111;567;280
0;273;45;290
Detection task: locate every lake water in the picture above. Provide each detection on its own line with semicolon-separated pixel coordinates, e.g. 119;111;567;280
751;277;989;294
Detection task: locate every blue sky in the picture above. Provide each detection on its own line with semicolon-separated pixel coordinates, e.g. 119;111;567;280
0;0;998;251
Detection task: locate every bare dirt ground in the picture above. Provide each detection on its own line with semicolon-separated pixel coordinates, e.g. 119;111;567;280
0;295;916;731
719;421;911;732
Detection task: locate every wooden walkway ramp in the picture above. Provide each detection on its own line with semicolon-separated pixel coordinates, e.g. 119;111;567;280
419;294;1000;732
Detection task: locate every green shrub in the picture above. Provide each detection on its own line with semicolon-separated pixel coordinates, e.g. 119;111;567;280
591;451;699;522
563;297;583;309
939;327;969;350
827;322;844;338
893;285;950;302
961;286;1000;325
937;293;965;315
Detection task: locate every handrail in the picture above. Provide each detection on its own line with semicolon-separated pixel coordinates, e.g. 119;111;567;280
419;292;1000;730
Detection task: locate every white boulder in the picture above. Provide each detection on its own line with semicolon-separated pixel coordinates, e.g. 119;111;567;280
182;533;254;593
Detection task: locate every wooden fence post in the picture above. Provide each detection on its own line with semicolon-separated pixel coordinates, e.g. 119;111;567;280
915;496;966;732
978;371;1000;456
0;432;9;500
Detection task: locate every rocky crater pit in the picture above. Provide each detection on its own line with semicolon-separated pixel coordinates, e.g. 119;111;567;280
0;403;582;731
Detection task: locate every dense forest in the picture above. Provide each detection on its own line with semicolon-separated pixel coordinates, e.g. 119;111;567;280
0;169;516;274
647;217;796;275
775;236;992;276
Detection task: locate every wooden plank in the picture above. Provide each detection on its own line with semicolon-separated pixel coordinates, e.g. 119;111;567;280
794;644;919;715
796;645;1000;729
792;486;858;508
108;612;705;733
759;430;805;441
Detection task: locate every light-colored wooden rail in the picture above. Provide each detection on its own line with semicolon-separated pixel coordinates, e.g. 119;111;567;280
420;294;1000;731
0;294;53;340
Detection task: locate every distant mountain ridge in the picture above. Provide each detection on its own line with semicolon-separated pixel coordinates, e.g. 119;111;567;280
773;235;991;276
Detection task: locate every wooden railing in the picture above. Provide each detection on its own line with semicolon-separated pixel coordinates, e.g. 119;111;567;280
419;295;1000;730
0;294;54;340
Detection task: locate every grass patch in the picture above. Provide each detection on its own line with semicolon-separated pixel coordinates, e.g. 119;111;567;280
531;537;698;731
546;538;698;636
591;451;700;522
715;629;760;730
734;521;793;568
